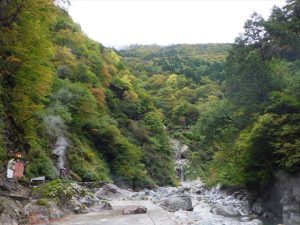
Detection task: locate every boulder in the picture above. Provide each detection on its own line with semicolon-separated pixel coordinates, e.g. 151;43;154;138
95;183;133;200
101;201;113;210
161;193;193;212
244;219;263;225
211;190;250;217
122;206;147;215
0;179;16;192
102;183;119;193
214;202;241;217
252;200;264;215
169;138;190;159
67;197;90;214
90;200;113;212
180;144;189;159
144;189;157;198
240;216;252;222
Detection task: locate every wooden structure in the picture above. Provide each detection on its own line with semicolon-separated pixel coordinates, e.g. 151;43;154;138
30;176;46;186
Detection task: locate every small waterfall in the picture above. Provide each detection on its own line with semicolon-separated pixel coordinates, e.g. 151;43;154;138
180;159;187;182
169;138;189;182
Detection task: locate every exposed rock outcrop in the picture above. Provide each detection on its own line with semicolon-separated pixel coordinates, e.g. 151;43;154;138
277;172;300;225
24;200;64;224
0;196;28;225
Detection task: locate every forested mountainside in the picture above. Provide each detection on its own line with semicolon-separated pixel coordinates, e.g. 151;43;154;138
119;44;229;180
0;0;177;188
119;43;229;130
119;44;231;82
0;0;299;194
121;0;300;189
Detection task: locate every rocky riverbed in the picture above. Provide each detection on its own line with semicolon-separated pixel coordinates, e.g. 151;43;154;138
0;178;298;225
48;180;282;225
0;138;299;225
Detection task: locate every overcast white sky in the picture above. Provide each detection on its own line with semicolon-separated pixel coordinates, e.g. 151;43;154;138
68;0;285;48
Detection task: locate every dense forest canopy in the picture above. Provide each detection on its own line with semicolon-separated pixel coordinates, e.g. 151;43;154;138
0;0;299;194
119;44;231;82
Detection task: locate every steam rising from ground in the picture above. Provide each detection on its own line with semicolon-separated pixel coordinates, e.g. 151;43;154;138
53;137;68;169
44;115;69;170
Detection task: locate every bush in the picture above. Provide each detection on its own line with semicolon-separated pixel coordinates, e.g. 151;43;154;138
67;136;110;182
25;147;57;180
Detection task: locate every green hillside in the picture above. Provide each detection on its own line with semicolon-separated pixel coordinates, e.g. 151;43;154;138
119;44;231;82
0;0;176;188
0;0;299;193
121;1;300;189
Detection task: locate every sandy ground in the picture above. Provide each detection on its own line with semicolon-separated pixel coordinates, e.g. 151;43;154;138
46;200;177;225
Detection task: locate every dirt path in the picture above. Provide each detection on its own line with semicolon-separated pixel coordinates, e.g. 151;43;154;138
46;200;177;225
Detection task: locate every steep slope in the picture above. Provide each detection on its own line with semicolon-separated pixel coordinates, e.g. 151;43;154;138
119;44;229;129
120;0;300;191
0;0;176;188
120;44;230;182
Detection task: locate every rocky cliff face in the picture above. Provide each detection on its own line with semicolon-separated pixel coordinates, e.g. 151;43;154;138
250;172;300;225
277;172;300;225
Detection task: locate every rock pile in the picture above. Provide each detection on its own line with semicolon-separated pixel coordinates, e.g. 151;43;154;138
150;181;263;225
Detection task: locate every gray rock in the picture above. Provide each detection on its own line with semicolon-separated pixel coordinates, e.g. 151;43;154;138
102;183;119;193
56;183;100;214
89;200;113;212
145;190;157;198
0;179;16;192
252;200;264;215
180;144;189;159
293;185;300;202
283;209;300;225
214;202;241;217
101;201;113;210
241;216;252;222
122;206;147;215
161;193;193;212
0;197;27;225
0;213;18;225
170;138;190;159
244;219;263;225
178;185;191;193
281;189;300;225
275;172;300;225
24;200;64;224
67;197;90;214
95;183;132;200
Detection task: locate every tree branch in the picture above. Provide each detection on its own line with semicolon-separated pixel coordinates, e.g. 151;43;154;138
0;0;25;27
